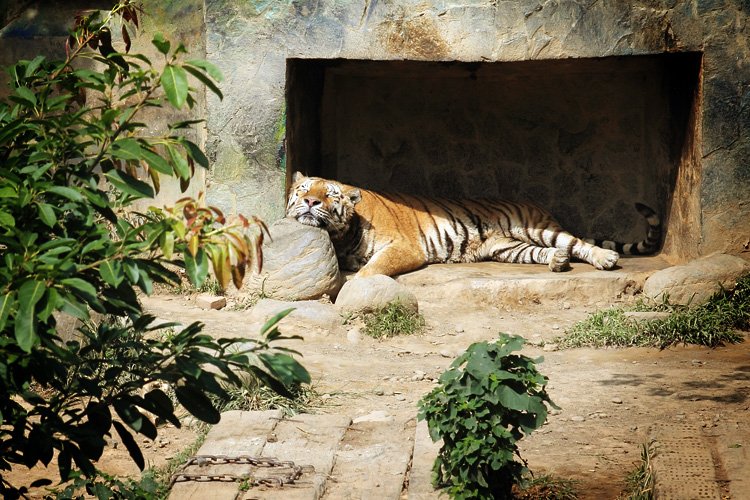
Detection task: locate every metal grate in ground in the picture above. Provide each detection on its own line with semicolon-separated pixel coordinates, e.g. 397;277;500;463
650;423;722;500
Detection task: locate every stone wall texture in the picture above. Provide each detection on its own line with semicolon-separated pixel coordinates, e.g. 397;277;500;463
2;1;749;262
203;0;750;262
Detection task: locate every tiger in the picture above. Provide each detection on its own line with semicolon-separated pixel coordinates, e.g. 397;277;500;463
286;172;661;278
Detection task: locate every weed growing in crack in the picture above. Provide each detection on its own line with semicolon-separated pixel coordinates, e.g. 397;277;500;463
619;441;656;500
513;474;579;500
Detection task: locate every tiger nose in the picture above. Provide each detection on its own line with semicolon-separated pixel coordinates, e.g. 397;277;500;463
304;198;321;208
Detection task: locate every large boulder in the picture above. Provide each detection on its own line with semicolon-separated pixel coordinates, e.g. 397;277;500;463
335;274;419;313
245;218;342;301
643;253;750;305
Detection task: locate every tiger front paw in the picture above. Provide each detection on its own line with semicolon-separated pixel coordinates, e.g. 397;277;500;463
591;247;619;270
548;249;571;272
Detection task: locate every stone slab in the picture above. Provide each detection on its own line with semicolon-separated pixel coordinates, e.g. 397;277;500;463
243;413;352;499
324;416;415;500
407;419;444;500
169;410;282;500
397;256;670;309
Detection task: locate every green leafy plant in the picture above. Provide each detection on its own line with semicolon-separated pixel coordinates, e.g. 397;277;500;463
0;2;309;497
557;274;750;349
362;301;425;339
418;333;557;499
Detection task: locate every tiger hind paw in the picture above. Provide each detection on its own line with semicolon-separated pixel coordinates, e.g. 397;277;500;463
591;247;619;270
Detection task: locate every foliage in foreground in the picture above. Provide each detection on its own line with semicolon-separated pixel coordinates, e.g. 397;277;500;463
0;2;309;497
418;334;557;499
362;301;425;339
557;274;750;349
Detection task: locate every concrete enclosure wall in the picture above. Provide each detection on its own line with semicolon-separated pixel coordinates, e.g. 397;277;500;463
2;1;749;262
205;0;750;263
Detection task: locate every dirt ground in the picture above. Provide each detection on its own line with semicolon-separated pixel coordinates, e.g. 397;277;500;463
8;269;750;499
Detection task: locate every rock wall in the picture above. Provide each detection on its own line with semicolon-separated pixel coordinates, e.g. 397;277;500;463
204;0;750;262
2;1;749;262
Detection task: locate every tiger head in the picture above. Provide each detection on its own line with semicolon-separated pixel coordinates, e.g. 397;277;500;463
286;172;362;237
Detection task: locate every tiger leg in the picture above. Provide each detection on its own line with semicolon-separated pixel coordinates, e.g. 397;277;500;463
532;229;619;270
356;244;426;277
483;237;571;272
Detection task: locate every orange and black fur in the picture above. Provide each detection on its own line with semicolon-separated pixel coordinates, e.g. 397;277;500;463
286;172;661;277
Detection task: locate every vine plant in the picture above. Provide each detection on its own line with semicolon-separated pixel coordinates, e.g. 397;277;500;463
0;2;309;497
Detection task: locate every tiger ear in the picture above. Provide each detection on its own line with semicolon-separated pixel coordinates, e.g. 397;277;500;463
346;188;362;205
292;171;306;183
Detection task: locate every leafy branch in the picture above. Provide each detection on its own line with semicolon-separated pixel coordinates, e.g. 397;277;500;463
0;2;308;497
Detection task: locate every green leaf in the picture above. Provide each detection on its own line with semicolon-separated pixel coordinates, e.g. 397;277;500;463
260;308;295;336
174;385;220;424
0;186;16;198
184;248;209;288
15;86;37;106
110;138;145;161
161;65;188;109
112;421;145;471
141;148;173;175
185;59;223;82
0;211;16;228
152;33;171;55
104;169;155;199
15;280;46;352
100;260;124;287
166;143;190;180
143;389;180;427
61;278;97;298
181;139;209;168
160;230;174;259
183;64;223;100
60;293;90;320
37;202;56;227
258;352;311;386
0;292;14;331
47;186;84;202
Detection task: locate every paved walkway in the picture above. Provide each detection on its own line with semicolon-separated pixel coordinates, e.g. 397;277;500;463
169;409;749;499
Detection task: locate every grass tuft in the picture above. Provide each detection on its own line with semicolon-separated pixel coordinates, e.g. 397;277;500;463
362;301;425;339
557;274;750;349
513;474;579;500
213;383;319;416
620;442;656;500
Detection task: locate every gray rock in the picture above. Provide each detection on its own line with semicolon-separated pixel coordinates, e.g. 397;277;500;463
643;254;750;306
244;298;344;337
346;326;362;344
245;219;342;301
335;274;418;314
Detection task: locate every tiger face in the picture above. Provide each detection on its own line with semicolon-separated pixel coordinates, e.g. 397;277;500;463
286;172;361;237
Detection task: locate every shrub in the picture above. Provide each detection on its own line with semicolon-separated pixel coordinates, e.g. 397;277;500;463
0;2;309;497
418;333;557;499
